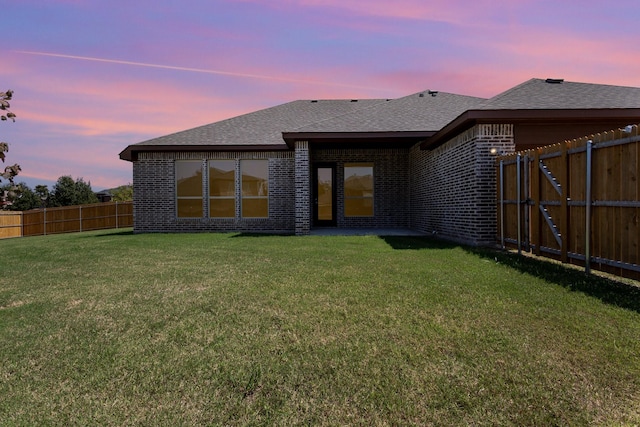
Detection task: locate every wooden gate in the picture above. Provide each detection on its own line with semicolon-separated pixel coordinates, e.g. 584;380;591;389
497;125;640;280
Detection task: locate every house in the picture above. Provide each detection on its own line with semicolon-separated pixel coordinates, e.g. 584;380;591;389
119;78;640;245
95;190;113;203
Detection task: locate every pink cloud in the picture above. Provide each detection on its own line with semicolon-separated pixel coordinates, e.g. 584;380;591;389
5;0;639;191
10;143;131;190
466;27;640;87
5;51;401;188
236;0;640;93
239;0;532;27
7;64;233;135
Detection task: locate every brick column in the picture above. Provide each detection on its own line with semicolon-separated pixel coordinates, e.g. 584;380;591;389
295;141;310;235
474;124;515;245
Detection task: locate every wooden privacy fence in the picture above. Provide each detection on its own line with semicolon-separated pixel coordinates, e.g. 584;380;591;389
0;201;133;239
0;211;22;238
497;124;640;280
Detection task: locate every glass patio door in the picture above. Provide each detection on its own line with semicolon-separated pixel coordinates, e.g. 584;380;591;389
313;163;336;227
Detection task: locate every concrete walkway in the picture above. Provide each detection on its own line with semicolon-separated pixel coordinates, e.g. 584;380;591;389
309;228;427;236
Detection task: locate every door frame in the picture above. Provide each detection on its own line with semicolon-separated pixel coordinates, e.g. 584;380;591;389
312;163;337;227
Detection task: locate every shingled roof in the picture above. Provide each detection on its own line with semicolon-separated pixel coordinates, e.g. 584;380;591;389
480;78;640;110
420;78;640;150
120;98;385;161
288;90;486;133
121;78;640;161
280;90;486;148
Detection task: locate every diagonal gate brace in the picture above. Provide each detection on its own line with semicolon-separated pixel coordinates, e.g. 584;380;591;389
539;161;563;196
539;204;562;247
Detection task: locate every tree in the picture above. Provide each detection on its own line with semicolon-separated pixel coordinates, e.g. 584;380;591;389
50;176;99;207
110;184;133;202
34;185;50;207
0;182;41;211
1;89;20;185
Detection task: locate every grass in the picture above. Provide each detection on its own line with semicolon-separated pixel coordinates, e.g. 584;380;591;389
1;229;639;426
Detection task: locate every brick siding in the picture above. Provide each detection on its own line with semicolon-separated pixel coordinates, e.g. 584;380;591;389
133;151;295;233
409;124;515;246
132;125;515;246
294;141;310;235
312;148;410;229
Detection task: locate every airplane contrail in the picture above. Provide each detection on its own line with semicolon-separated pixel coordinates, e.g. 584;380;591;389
15;50;382;91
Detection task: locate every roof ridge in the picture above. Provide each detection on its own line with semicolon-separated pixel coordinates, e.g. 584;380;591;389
136;99;344;145
553;78;640;90
479;78;540;108
287;89;487;132
479;78;640;110
287;98;391;132
138;99;308;143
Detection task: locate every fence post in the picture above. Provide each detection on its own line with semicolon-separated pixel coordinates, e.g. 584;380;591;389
560;142;569;263
585;139;593;274
499;159;505;250
531;149;541;256
116;201;119;229
43;208;47;236
79;205;83;232
523;154;530;252
516;154;522;255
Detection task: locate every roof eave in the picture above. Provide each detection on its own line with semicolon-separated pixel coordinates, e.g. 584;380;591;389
119;144;290;162
282;131;437;148
420;108;640;150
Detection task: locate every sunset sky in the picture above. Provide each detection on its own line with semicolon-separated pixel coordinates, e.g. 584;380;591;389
2;0;639;190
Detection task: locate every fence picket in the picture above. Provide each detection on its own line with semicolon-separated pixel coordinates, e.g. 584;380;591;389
570;138;587;257
620;138;637;271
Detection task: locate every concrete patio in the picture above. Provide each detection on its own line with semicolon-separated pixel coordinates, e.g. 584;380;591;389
309;228;427;236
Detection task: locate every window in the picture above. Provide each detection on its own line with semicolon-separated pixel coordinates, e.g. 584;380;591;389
209;160;235;218
344;163;373;217
176;161;203;217
241;160;268;218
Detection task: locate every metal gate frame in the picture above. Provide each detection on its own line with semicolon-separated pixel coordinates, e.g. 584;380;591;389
499;135;640;277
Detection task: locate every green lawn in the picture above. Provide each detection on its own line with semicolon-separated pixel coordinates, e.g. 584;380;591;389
1;229;639;426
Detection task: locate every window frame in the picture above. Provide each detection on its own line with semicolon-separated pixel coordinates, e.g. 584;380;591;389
175;160;204;218
208;159;236;218
343;162;374;217
240;159;269;218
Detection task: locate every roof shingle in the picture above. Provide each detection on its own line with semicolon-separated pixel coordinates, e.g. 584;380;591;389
291;90;487;133
132;98;386;148
480;78;640;110
121;78;640;161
